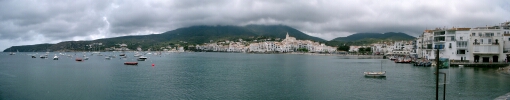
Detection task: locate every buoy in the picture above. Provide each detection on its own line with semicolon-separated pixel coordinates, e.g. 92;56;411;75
152;64;155;66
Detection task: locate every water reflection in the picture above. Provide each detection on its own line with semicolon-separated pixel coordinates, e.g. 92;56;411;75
364;76;387;80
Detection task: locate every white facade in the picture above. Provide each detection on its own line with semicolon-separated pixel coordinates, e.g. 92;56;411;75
453;29;471;61
469;26;505;62
198;33;337;53
415;21;510;62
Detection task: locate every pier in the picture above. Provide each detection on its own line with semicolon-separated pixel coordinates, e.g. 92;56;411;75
450;62;509;67
495;92;510;100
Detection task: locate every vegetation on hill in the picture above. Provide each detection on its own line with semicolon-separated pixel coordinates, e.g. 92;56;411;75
4;25;325;52
325;32;416;48
3;25;416;52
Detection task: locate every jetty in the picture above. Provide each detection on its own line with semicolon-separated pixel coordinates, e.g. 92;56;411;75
495;92;510;100
450;62;509;67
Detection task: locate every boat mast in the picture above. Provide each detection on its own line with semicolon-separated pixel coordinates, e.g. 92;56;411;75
380;61;383;72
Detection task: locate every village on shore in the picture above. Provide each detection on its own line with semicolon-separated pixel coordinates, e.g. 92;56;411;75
361;21;510;67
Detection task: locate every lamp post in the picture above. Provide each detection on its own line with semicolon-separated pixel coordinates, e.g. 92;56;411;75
434;71;446;100
435;47;439;100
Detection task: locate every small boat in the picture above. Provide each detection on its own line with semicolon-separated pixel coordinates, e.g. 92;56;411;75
53;55;58;60
364;71;386;77
124;62;138;65
134;53;142;57
364;61;386;77
75;58;83;61
105;56;111;60
84;57;89;60
119;53;125;56
138;56;147;60
31;55;36;58
137;56;148;61
9;52;15;55
40;55;47;59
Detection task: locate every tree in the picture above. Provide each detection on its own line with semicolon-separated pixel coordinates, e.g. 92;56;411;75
337;45;350;51
297;48;309;52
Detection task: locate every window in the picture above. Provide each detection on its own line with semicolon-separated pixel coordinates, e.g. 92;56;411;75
457;41;467;48
457;50;466;54
472;33;476;36
481;39;483;44
460;37;463;40
489;39;492;44
449;43;452;48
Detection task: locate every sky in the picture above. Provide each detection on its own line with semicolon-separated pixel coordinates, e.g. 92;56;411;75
1;0;510;51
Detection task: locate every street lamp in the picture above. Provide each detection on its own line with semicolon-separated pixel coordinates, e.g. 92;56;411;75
435;72;446;100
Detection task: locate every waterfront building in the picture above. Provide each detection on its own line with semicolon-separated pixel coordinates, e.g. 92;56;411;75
469;26;505;63
415;33;424;58
415;21;510;62
421;30;434;59
453;28;471;61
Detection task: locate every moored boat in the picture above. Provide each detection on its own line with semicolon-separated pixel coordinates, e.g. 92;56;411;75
53;55;58;60
124;62;138;65
364;61;386;77
364;71;386;77
75;58;83;61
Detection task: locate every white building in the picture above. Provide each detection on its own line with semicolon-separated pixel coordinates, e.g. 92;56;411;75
469;26;505;63
415;21;510;62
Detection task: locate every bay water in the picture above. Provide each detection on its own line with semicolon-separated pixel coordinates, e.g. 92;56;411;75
0;52;509;99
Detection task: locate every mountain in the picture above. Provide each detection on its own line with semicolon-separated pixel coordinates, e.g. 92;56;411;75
4;25;325;52
331;32;415;42
244;25;325;42
324;32;416;47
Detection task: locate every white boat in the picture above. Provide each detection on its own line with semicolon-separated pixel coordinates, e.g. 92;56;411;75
364;61;386;77
84;57;89;60
8;48;16;55
364;71;386;77
53;55;58;60
105;56;111;60
138;56;147;59
137;56;148;61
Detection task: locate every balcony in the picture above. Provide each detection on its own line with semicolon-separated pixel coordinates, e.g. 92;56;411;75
504;48;510;53
472;45;499;54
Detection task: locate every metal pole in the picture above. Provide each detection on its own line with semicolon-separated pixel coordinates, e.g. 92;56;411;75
443;73;446;100
436;48;439;100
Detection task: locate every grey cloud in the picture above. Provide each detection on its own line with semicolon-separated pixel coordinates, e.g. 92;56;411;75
1;0;510;50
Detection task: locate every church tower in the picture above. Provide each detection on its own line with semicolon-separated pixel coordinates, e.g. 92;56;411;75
286;32;289;39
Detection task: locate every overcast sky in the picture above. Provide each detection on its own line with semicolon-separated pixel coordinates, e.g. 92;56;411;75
1;0;510;51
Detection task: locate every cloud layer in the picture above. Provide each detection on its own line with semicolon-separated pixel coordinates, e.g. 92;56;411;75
1;0;510;50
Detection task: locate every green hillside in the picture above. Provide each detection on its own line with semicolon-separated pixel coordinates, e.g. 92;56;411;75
4;25;325;52
325;32;416;47
331;32;415;42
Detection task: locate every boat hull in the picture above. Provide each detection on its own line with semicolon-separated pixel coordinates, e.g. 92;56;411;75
364;72;386;77
124;62;138;65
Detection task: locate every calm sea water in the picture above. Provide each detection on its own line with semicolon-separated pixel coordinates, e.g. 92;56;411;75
0;52;509;99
